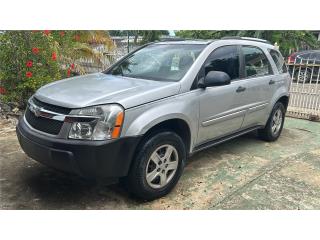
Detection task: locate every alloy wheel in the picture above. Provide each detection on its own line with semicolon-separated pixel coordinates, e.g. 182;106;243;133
145;144;179;189
271;108;283;135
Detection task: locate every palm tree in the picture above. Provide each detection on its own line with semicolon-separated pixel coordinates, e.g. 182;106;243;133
57;30;115;74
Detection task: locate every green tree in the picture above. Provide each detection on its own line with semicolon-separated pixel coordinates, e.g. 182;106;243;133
0;31;61;106
176;30;320;56
108;30;169;44
0;30;115;105
57;30;114;74
140;30;169;44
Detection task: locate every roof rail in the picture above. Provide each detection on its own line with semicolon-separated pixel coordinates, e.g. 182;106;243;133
157;38;214;44
221;36;272;44
158;37;186;42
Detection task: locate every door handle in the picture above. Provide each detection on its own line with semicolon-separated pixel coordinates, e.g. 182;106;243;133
236;86;246;93
269;80;275;85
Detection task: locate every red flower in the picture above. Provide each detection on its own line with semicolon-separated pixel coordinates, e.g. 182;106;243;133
43;30;51;36
32;47;39;55
0;87;6;95
71;63;75;69
26;72;33;78
67;68;71;77
59;31;65;37
52;52;57;61
26;60;33;68
74;34;80;41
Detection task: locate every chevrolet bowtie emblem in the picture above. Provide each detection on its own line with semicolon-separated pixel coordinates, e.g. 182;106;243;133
30;104;42;117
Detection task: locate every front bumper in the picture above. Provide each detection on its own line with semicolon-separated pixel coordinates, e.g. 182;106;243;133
16;118;141;179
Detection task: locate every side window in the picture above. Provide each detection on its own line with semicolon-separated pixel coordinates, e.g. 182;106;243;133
242;46;272;77
269;49;288;73
204;45;240;80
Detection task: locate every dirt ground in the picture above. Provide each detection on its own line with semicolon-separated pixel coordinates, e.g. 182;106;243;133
0;117;319;210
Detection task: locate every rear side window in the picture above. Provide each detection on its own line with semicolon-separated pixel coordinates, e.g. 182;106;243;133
242;46;272;77
269;49;288;73
204;45;240;80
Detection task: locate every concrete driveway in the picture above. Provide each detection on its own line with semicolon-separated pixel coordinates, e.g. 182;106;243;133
0;117;319;209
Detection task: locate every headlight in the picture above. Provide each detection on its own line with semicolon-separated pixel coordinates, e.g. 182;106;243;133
68;104;124;140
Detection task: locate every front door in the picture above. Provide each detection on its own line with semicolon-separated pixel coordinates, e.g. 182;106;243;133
196;45;248;145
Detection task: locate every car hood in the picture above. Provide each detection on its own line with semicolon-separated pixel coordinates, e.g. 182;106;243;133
35;73;180;109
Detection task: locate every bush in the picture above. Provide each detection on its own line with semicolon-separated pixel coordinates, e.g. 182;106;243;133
0;30;114;107
0;31;62;106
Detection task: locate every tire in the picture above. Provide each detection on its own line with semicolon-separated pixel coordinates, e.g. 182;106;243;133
258;102;286;142
124;131;186;200
297;69;311;83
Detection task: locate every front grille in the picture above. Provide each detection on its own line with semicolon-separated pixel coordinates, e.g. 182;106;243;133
25;108;63;135
33;97;71;114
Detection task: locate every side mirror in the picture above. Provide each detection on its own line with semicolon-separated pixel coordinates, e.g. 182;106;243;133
198;71;231;88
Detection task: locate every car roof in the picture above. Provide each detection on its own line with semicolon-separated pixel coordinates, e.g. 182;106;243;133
295;50;320;55
153;37;274;48
154;39;214;45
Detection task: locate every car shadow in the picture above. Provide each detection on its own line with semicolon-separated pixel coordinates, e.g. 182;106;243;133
23;166;142;209
21;131;259;209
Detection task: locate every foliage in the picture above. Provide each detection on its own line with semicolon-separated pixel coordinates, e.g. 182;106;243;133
0;31;61;106
57;30;114;74
0;30;114;106
176;30;320;56
109;30;169;44
140;31;169;44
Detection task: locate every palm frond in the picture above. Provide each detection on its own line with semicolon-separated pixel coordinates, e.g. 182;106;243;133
71;42;104;65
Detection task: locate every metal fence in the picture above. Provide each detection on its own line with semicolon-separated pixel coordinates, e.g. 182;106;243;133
287;59;320;121
78;39;137;73
78;53;123;73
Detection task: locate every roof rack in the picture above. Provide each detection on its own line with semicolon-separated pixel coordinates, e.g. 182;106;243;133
221;36;272;44
159;37;186;42
157;38;214;45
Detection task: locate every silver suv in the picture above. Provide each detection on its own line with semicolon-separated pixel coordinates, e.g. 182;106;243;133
16;37;290;200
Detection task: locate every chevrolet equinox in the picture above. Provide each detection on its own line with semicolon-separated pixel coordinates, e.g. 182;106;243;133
16;37;290;200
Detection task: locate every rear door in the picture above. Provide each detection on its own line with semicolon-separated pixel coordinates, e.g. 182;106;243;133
197;45;249;144
240;45;275;127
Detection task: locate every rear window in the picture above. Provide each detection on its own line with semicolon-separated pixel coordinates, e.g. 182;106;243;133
268;49;287;73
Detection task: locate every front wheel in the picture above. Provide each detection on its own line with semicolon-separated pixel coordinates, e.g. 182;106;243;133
124;131;186;200
258;102;286;142
297;69;312;83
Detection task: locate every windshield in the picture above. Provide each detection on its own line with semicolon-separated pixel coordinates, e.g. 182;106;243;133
107;44;206;82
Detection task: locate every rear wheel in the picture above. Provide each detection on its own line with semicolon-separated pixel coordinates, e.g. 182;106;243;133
258;102;285;142
125;131;186;200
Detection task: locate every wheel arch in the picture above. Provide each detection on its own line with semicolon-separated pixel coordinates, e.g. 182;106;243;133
277;95;289;110
139;118;192;155
125;117;193;179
